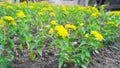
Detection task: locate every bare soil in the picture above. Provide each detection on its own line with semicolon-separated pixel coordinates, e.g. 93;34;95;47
12;39;120;68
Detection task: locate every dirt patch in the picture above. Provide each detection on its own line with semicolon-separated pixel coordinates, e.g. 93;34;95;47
87;40;120;68
12;40;120;68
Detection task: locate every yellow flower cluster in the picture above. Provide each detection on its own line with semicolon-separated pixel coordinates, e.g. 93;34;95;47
48;7;53;11
7;5;13;9
38;11;42;15
0;4;4;6
100;5;105;9
20;1;27;5
62;7;67;11
0;19;3;27
4;16;14;21
91;12;100;18
50;20;56;25
77;6;85;11
16;11;25;18
48;28;54;34
91;31;104;41
65;24;76;30
41;8;47;12
107;21;119;27
49;12;56;17
109;11;120;16
92;7;99;12
29;6;34;9
55;25;68;39
11;21;16;25
84;33;89;38
80;23;84;27
3;16;16;25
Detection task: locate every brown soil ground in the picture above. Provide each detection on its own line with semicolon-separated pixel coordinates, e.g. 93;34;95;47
12;39;120;68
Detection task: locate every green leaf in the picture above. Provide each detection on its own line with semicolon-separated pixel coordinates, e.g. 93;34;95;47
81;54;85;61
80;41;87;46
37;47;43;56
0;45;3;55
58;58;64;68
19;44;23;51
94;50;99;54
66;46;73;52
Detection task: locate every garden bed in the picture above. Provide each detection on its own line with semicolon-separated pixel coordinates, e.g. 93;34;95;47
0;1;120;68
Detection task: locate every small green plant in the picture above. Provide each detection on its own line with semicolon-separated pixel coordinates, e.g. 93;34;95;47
0;57;12;68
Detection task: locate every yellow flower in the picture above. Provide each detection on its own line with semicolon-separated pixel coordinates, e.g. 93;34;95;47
48;28;54;34
29;6;34;9
100;5;105;9
48;7;53;11
0;24;2;27
55;25;68;39
65;24;76;30
77;6;85;11
62;7;67;11
50;20;56;25
49;12;56;17
107;21;115;25
16;11;25;18
4;16;14;21
20;1;27;5
41;8;47;12
80;23;84;26
115;24;118;27
38;12;42;15
109;11;120;16
11;21;16;25
91;31;104;41
7;5;13;9
64;11;69;15
92;7;99;12
107;21;119;27
0;19;3;27
0;4;4;6
84;34;89;38
0;19;3;23
91;12;100;18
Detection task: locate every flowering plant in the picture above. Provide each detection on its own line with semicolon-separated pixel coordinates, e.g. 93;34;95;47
0;1;120;68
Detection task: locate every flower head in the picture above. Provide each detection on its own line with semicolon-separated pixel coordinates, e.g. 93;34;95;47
84;33;89;38
80;23;84;26
91;31;104;41
55;25;68;39
0;4;4;6
41;8;47;12
49;12;56;17
0;19;3;27
48;7;53;11
48;28;54;34
7;6;13;9
11;21;16;25
16;11;25;18
65;24;76;30
4;16;14;21
91;12;100;18
29;6;34;9
109;11;120;16
50;20;56;25
0;19;3;23
38;11;42;15
107;21;119;27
